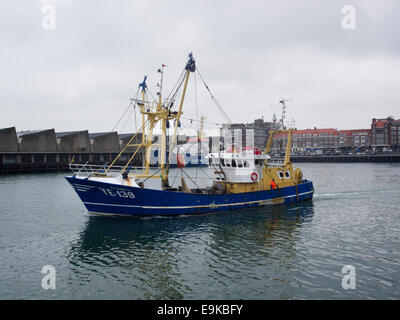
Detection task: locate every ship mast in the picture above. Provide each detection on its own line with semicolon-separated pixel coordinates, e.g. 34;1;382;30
103;53;196;184
158;64;167;181
139;77;147;167
162;53;196;187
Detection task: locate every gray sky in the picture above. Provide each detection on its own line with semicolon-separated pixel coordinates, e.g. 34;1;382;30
1;0;399;134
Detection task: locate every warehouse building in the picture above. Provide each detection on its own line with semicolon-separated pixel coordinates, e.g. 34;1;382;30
0;128;145;173
89;132;120;153
0;127;18;152
56;131;91;153
119;133;143;152
18;129;58;152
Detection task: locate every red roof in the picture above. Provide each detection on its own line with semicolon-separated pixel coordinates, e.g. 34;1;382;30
373;120;388;128
274;128;339;137
275;128;372;138
339;129;370;136
297;128;335;133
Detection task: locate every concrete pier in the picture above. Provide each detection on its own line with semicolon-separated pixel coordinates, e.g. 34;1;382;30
292;154;400;163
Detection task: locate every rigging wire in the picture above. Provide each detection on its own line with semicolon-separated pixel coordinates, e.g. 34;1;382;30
165;69;187;106
163;67;187;170
111;102;133;132
181;167;202;190
146;87;158;105
196;67;232;124
111;87;140;132
134;103;138;132
194;72;199;180
194;71;199;133
120;104;135;133
112;58;235;187
180;116;221;126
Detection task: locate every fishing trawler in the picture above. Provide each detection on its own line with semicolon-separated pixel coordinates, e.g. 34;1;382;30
65;53;314;216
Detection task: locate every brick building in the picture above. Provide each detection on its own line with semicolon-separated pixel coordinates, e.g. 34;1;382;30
221;115;400;153
371;117;400;149
339;129;371;150
221;118;274;150
272;128;340;152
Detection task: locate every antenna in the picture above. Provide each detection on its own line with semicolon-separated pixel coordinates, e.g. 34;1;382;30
269;98;292;129
289;118;296;129
156;64;167;102
272;113;278;129
279;98;292;130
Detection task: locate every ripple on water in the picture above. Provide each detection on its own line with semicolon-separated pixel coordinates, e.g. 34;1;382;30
1;166;400;299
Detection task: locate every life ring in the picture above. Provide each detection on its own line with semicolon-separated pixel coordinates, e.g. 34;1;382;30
251;172;258;182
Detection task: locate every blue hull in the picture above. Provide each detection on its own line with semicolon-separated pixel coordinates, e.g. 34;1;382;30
65;176;314;217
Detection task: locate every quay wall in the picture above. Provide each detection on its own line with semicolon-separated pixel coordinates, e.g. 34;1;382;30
292;154;400;163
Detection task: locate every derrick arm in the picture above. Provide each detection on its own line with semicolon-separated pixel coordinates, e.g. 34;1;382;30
163;53;196;187
264;130;277;165
284;129;293;166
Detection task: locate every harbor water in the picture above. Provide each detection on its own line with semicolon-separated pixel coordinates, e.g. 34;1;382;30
0;163;399;299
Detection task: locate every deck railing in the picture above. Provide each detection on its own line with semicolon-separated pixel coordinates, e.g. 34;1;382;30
266;157;285;167
68;163;150;177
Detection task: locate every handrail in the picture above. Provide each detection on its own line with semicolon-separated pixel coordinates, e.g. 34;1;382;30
265;157;285;167
77;161;89;175
68;163;215;183
69;163;153;176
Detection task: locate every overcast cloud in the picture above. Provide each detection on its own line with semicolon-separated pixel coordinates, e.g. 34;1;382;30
1;0;399;134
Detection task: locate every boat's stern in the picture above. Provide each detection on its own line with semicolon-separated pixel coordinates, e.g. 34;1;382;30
299;179;315;202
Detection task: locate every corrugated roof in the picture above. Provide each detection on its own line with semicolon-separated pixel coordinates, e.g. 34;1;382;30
17;129;53;137
0;127;16;132
118;133;136;139
56;131;88;138
89;132;116;138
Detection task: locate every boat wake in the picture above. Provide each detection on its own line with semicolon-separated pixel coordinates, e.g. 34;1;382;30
313;188;400;201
